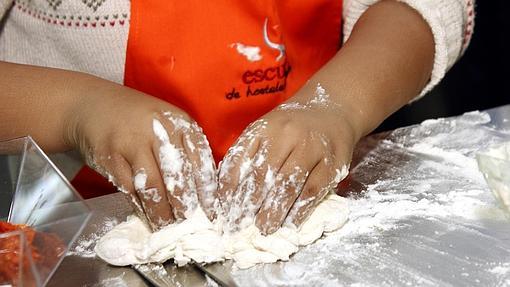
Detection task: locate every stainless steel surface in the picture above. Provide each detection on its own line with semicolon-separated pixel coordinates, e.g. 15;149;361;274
47;105;510;287
194;261;238;287
47;190;211;287
132;263;177;287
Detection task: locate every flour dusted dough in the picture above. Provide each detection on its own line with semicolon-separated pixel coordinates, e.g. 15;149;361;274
95;193;349;269
477;141;510;210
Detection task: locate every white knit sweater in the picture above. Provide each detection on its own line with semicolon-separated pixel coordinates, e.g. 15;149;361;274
0;0;474;98
343;0;475;99
0;0;130;83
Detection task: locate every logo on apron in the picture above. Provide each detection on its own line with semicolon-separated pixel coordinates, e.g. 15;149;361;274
226;18;291;100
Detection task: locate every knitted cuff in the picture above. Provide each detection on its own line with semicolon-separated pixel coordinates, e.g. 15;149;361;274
342;0;475;100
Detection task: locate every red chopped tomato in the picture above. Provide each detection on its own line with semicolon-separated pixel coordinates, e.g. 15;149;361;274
0;221;66;286
0;221;40;286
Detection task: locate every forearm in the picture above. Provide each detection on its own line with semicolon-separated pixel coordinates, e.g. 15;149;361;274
292;0;434;140
0;61;107;152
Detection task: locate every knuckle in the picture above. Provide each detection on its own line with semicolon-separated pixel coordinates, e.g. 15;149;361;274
280;118;295;131
303;183;320;197
107;153;125;170
144;174;161;189
280;120;304;138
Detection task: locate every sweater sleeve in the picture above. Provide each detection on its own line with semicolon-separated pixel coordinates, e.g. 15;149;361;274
0;0;13;21
342;0;475;100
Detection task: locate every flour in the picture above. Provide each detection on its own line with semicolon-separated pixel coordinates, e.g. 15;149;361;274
153;117;198;218
153;118;185;192
133;169;147;189
139;188;162;203
277;83;341;112
204;274;220;287
67;217;119;258
92;275;129;287
489;263;510;275
217;119;271;228
230;110;510;286
309;84;330;105
278;83;339;111
163;112;192;131
95;193;349;269
232;43;262;62
334;113;507;238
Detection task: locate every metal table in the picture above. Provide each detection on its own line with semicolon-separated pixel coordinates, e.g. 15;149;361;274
48;105;510;287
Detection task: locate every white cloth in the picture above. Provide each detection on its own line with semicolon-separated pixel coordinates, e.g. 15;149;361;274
343;0;475;99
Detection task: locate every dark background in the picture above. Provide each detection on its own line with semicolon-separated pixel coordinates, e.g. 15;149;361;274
376;0;508;132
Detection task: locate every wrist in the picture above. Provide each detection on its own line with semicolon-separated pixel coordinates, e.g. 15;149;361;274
61;72;108;151
289;81;373;141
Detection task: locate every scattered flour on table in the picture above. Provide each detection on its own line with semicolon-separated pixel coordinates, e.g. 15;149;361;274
489;263;510;275
67;217;119;258
87;110;510;286
338;111;508;236
232;111;510;286
204;274;220;287
91;276;128;287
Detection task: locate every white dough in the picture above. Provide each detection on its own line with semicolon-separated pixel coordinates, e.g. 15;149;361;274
477;141;510;210
95;193;349;269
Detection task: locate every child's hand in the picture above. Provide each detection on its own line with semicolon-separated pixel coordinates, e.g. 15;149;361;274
217;88;355;234
65;83;216;231
215;0;437;235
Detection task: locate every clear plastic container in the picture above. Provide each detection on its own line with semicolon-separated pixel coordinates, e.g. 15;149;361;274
0;136;92;287
476;142;510;211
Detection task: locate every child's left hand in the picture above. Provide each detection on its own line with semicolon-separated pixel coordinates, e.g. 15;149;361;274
217;90;357;235
215;0;437;235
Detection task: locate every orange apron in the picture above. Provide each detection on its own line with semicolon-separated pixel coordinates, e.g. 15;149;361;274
73;0;343;198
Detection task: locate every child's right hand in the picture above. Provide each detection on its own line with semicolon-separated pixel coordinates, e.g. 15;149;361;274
64;80;217;231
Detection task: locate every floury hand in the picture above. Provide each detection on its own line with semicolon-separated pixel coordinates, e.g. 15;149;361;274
67;84;217;231
217;84;353;235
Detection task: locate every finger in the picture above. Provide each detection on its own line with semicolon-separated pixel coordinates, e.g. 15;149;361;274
182;122;218;219
225;140;292;230
217;123;263;217
286;133;350;227
93;153;149;227
221;139;262;227
131;150;174;231
153;115;198;220
255;144;322;235
285;160;333;228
